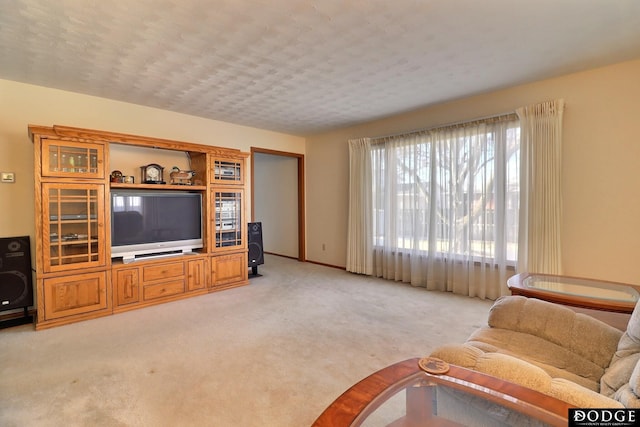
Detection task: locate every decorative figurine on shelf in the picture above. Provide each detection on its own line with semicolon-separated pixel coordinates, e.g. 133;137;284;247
141;163;165;184
169;166;196;185
110;170;123;183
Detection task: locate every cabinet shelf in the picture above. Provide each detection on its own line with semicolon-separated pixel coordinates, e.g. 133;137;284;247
52;253;100;265
50;215;97;221
110;183;207;191
50;238;98;245
49;221;97;227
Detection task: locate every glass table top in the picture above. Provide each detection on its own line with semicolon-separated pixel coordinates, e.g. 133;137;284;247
313;358;570;427
359;372;561;426
521;274;639;304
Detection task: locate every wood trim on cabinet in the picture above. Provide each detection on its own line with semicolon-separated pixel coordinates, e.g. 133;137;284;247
34;124;245;156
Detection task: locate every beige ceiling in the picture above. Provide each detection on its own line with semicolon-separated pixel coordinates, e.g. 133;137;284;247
1;1;640;136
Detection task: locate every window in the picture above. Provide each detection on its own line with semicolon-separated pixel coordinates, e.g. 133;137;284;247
371;117;520;265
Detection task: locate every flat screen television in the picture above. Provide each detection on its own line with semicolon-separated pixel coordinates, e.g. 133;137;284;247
111;190;203;263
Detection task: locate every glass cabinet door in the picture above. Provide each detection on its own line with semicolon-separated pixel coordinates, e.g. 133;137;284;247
211;158;243;184
42;139;104;179
212;188;244;251
43;184;105;272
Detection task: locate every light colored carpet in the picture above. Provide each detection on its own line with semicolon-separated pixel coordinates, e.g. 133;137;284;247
0;255;493;427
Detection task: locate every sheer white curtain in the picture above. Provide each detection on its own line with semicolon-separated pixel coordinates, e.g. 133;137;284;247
363;116;520;299
517;99;565;274
346;138;373;274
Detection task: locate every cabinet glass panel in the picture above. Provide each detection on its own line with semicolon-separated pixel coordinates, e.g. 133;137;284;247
42;140;103;178
213;190;243;249
45;185;104;271
212;159;242;184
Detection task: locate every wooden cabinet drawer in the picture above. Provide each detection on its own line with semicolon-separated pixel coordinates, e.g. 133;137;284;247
114;268;140;307
143;280;185;301
187;258;207;291
211;252;248;287
43;271;108;320
142;262;184;282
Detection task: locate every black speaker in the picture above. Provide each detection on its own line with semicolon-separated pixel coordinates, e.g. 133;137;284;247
0;236;33;312
247;222;264;276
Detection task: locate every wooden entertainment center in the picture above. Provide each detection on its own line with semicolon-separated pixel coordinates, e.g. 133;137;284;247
30;124;250;330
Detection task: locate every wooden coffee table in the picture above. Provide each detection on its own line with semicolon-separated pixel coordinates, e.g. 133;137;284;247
312;358;571;427
507;273;640;330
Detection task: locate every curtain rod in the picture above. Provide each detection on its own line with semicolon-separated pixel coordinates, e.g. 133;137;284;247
368;110;519;143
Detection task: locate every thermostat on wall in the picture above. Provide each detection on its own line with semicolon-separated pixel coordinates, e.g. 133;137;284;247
1;172;15;183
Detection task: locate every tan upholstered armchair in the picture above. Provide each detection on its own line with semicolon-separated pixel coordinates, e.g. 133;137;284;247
430;295;640;408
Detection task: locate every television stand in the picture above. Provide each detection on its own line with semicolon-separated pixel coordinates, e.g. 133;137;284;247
30;124;250;330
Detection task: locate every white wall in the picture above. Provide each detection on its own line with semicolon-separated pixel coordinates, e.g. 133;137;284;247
305;59;640;286
253;153;298;258
5;58;640;287
0;79;305;245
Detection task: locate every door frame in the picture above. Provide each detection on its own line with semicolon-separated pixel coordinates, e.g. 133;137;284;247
250;147;305;262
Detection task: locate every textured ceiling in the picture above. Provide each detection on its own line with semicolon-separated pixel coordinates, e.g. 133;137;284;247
1;1;640;136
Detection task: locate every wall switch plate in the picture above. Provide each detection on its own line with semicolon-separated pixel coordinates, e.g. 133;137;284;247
1;172;15;183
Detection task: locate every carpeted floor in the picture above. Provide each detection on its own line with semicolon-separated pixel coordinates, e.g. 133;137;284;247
0;255;493;427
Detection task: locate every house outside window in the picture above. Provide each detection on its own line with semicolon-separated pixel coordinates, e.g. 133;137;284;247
371;119;520;266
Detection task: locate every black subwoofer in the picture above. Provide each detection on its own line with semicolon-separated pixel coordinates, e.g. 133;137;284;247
0;236;34;328
0;236;33;328
247;222;264;276
0;236;33;311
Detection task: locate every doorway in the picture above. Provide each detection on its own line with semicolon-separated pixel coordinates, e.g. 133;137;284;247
250;148;305;261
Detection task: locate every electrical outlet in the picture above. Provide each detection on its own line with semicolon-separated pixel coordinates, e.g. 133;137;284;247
1;172;15;183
